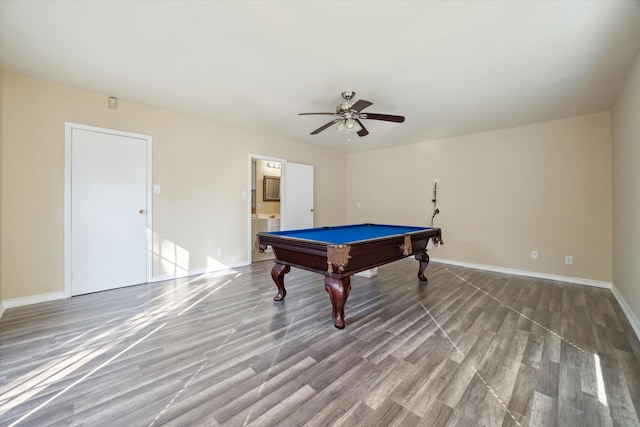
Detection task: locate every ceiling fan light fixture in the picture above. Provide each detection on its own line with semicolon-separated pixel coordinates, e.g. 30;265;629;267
337;118;362;133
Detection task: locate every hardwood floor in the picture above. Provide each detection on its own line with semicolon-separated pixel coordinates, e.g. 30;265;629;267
1;259;639;426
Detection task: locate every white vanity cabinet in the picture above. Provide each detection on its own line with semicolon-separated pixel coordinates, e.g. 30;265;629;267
257;216;280;232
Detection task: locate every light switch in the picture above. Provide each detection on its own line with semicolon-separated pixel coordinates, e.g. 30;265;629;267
153;185;161;194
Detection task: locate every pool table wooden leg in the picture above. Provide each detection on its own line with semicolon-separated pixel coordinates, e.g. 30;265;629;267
271;263;291;301
324;276;351;329
416;252;430;282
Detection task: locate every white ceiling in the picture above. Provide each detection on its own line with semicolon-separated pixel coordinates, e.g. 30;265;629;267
2;1;639;153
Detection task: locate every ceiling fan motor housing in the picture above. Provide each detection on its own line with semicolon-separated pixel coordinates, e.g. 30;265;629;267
337;103;352;114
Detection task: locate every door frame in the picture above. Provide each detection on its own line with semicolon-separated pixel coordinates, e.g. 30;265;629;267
64;122;153;298
248;153;286;263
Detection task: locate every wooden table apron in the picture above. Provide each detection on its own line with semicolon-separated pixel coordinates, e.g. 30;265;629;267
257;227;442;329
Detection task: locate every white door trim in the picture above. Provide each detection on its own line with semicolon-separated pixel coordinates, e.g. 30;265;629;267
64;122;153;298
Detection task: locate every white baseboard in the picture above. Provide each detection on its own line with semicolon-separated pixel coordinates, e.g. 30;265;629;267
1;291;67;314
610;284;640;342
431;257;611;289
152;261;249;283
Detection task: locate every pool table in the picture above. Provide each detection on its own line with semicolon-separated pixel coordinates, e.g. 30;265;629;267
256;223;443;329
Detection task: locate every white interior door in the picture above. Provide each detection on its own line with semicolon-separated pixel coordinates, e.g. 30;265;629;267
283;162;314;230
70;127;149;295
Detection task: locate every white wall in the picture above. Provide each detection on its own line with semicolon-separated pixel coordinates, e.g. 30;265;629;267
612;49;640;334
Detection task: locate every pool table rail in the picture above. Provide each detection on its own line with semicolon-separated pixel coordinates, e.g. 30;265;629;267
257;228;441;278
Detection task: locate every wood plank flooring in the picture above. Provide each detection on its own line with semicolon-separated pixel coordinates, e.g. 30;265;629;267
1;259;640;426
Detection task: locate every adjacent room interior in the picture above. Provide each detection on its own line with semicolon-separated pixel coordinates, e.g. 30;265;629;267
251;158;281;263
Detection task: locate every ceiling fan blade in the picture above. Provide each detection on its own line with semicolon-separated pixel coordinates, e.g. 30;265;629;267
299;112;337;116
356;120;369;137
310;118;342;135
350;99;373;113
363;113;405;123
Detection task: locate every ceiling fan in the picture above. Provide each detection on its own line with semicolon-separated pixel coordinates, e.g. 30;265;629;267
299;91;405;137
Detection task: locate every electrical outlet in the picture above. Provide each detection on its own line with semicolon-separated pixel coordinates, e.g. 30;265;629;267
565;256;573;265
531;251;538;259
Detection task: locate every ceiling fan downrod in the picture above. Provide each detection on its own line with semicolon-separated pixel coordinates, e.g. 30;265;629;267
338;91;355;113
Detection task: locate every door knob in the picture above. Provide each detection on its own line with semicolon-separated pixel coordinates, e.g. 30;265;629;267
139;209;146;214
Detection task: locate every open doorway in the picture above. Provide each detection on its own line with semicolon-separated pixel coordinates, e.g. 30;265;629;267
250;156;282;263
248;155;315;264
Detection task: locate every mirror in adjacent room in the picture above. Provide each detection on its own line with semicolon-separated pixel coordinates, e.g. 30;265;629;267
263;176;280;201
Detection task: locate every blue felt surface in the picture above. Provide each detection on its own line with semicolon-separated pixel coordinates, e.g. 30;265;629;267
265;223;430;245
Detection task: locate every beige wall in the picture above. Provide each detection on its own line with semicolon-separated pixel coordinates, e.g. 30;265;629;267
346;112;612;283
1;68;631;324
0;72;346;300
612;50;640;325
0;70;3;307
